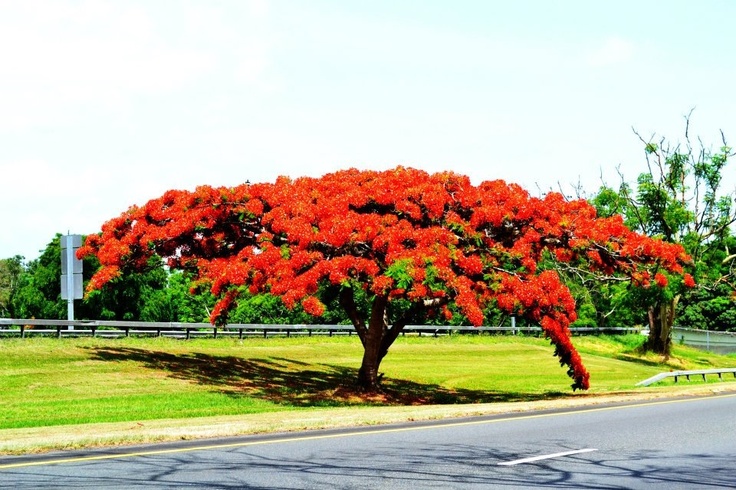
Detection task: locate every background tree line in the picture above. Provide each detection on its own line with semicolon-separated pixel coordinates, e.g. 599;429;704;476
2;119;734;347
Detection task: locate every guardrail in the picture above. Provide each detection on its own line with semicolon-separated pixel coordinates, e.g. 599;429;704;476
673;327;736;354
635;368;736;387
0;318;638;339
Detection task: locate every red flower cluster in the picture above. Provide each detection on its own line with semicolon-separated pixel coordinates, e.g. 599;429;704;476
79;167;691;390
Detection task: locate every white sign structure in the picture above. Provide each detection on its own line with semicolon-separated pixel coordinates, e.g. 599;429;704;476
61;234;83;322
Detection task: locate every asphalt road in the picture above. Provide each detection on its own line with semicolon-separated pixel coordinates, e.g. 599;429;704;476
1;393;735;489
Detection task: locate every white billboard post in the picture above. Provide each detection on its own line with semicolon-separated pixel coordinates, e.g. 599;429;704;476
60;234;83;327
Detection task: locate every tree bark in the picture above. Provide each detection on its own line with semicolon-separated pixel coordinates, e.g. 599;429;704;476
344;291;415;391
644;295;680;356
352;295;413;391
339;287;367;347
357;295;388;391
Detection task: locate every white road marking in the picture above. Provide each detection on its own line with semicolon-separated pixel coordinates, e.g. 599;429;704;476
498;448;598;466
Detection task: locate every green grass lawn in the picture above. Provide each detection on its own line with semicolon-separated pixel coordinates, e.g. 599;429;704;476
1;334;734;431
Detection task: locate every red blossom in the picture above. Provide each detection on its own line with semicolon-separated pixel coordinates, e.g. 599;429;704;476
301;296;326;316
654;273;668;288
683;273;696;288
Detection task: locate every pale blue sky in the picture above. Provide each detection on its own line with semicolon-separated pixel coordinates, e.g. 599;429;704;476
1;0;734;260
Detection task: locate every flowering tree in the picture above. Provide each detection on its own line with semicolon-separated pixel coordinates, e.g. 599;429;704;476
79;167;691;391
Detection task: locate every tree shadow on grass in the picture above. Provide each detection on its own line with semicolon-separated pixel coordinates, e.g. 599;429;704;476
87;347;571;407
614;353;671;367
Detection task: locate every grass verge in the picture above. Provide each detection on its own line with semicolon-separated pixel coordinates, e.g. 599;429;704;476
1;333;734;454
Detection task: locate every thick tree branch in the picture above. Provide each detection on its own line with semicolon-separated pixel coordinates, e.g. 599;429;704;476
339;287;367;346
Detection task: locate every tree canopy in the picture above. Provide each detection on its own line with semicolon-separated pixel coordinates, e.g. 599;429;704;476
6;234;175;322
0;255;24;318
591;116;735;350
79;167;690;391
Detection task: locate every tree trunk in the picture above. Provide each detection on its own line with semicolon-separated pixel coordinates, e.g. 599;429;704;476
357;326;383;391
340;289;412;391
644;295;680;356
351;294;410;391
357;295;387;391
